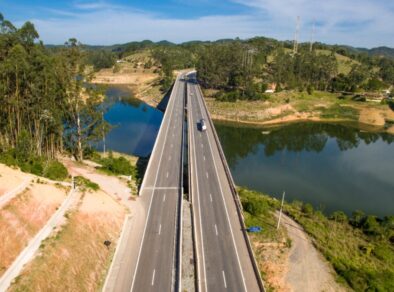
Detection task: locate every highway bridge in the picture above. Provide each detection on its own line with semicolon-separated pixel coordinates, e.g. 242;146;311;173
104;72;264;292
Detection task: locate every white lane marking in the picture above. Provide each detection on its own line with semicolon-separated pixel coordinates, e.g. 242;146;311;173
206;172;209;178
163;194;166;202
215;224;218;236
151;269;156;286
196;85;248;291
222;271;227;288
144;187;179;190
158;224;162;235
131;76;180;292
203;155;206;161
166;172;169;178
169;155;172;161
210;194;213;202
189;88;208;292
172;133;174;137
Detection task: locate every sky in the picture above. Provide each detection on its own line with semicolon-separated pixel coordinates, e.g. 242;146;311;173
1;0;393;48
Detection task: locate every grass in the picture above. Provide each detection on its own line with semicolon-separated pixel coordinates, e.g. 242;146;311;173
237;188;289;291
238;187;394;291
0;149;68;181
0;187;64;277
9;191;125;291
284;203;394;291
74;176;100;191
320;104;360;120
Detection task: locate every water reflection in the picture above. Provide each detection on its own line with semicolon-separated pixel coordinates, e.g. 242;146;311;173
215;122;394;216
99;85;163;157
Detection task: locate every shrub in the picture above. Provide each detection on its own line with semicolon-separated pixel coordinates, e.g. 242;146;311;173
302;203;314;215
74;176;99;191
242;198;266;216
44;160;68;181
99;154;135;176
330;211;348;223
0;149;17;166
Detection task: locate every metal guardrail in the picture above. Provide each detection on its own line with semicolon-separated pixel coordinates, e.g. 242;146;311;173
196;85;266;292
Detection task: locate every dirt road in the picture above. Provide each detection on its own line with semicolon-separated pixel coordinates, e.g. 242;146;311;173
281;214;346;292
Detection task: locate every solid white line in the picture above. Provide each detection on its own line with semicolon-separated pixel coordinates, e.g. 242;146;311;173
163;194;166;202
158;224;162;235
190;87;208;292
151;269;156;286
131;76;180;292
144;187;179;190
215;224;218;236
196;84;248;292
222;271;227;288
210;194;213;202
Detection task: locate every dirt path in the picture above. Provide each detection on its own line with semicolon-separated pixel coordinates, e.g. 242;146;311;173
281;214;345;292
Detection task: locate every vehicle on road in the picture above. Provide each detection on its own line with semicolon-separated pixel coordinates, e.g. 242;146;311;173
199;118;207;131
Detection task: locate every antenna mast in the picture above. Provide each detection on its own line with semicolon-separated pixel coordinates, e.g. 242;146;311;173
310;19;315;52
293;16;300;55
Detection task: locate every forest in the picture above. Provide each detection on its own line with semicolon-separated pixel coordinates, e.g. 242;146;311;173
0;14;107;177
1;12;394;175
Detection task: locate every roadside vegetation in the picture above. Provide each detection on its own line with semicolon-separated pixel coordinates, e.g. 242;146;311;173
0;13;109;172
239;187;394;291
0;183;67;277
9;187;125;291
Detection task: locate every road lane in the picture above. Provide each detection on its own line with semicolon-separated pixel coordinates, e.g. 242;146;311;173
188;74;262;292
131;76;185;292
105;75;185;292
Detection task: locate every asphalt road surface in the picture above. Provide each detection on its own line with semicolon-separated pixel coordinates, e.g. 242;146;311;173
187;73;262;292
105;75;185;292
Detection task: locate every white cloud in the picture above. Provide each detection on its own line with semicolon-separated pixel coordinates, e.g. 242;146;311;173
27;8;262;45
232;0;394;47
17;0;394;47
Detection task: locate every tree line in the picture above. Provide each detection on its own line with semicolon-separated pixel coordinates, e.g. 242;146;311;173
0;14;107;169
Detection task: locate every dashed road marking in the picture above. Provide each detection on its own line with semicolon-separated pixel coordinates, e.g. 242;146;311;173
215;224;218;236
158;224;162;235
163;194;166;202
206;172;209;178
166;172;169;178
151;269;156;286
210;194;213;202
222;271;227;288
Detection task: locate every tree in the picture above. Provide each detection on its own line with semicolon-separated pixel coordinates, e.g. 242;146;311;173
62;39;109;161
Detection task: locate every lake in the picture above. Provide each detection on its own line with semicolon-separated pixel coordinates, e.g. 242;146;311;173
100;85;163;157
100;85;393;217
215;122;394;217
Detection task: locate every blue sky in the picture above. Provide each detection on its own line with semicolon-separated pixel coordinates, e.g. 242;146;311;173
1;0;393;48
